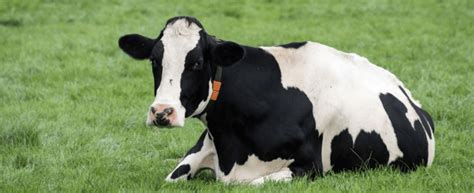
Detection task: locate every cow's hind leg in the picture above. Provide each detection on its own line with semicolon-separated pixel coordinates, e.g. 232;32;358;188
166;130;215;182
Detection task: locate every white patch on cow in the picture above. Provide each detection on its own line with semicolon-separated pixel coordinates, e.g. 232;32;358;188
215;154;294;183
425;129;435;167
262;42;434;173
148;19;202;127
190;81;213;117
250;169;293;185
166;131;216;182
198;113;208;125
427;131;435;167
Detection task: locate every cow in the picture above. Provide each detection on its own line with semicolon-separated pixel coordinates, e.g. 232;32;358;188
118;16;435;184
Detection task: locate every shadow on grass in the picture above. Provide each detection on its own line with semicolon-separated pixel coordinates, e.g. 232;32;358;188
0;125;40;147
0;19;22;27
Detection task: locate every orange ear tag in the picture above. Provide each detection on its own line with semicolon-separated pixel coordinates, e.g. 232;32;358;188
210;81;222;101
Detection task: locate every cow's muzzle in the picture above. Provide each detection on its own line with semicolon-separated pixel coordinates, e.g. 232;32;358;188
148;104;176;127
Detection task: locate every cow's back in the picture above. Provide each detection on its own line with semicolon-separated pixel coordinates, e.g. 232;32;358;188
262;42;435;173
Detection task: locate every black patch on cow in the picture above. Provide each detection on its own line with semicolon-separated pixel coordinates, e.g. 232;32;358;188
279;41;307;49
289;127;324;179
379;92;429;171
399;86;434;138
170;164;191;179
185;131;207;156
150;41;164;96
205;46;323;176
179;31;211;117
330;129;390;172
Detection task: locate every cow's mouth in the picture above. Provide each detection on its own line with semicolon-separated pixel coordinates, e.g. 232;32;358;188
153;117;171;127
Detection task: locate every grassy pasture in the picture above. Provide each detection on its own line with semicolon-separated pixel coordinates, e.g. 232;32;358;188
0;0;473;192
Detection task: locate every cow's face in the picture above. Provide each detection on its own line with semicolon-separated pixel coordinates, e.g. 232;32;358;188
118;17;244;127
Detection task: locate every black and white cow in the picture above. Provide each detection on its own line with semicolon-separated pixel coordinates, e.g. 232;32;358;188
118;16;435;184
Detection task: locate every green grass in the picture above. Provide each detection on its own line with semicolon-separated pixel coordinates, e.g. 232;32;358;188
1;0;473;192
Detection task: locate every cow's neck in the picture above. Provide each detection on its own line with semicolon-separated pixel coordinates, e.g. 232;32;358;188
197;65;222;118
204;45;282;132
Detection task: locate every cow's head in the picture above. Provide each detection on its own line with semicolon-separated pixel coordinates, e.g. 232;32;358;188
118;16;244;127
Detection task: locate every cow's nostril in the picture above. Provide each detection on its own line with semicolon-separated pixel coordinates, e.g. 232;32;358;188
150;106;156;114
163;107;173;115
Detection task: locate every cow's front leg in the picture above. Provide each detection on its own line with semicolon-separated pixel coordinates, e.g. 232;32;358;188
166;130;215;182
250;169;293;185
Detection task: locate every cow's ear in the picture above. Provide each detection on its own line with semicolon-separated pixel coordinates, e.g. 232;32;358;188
212;41;245;67
118;34;155;60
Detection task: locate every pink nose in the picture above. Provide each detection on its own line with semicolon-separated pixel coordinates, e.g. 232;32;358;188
149;104;176;126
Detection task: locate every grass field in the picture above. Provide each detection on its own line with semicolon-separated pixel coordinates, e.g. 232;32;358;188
1;0;473;192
